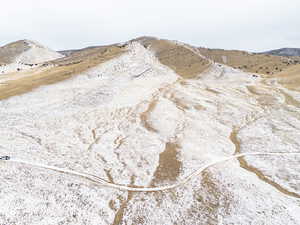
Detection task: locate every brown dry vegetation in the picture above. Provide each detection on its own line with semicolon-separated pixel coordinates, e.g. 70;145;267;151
0;45;126;100
133;37;211;79
151;142;182;185
274;64;300;91
198;47;300;75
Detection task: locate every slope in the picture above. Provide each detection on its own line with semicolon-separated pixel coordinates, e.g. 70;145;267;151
198;47;300;75
0;39;64;74
274;64;300;91
133;36;211;79
0;44;126;100
0;39;300;225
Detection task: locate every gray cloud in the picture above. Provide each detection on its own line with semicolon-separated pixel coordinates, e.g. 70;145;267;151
1;0;299;52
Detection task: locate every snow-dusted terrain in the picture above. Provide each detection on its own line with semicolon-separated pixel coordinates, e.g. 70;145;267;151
0;40;63;74
0;42;300;225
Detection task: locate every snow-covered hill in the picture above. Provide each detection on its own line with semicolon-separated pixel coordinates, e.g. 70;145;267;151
0;39;299;225
0;39;63;74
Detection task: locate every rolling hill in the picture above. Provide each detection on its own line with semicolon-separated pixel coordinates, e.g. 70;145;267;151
0;39;64;74
0;37;300;225
198;47;300;75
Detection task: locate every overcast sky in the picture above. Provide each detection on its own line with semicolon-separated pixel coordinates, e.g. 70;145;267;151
1;0;299;52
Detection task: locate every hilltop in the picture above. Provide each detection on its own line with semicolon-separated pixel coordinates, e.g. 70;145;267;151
0;39;63;74
0;39;63;64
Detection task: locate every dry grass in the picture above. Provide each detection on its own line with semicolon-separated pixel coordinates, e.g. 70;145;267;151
134;37;211;79
198;48;300;75
0;45;126;100
274;64;300;91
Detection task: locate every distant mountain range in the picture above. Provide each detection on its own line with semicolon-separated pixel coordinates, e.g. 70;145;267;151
260;48;300;57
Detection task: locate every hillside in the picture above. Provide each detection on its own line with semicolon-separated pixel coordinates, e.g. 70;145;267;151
0;39;63;74
0;37;213;100
133;36;211;78
0;38;300;225
58;39;300;76
58;36;212;79
0;44;126;100
198;47;300;75
274;64;300;91
0;39;63;64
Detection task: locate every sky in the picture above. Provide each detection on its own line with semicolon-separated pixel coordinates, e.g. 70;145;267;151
1;0;299;52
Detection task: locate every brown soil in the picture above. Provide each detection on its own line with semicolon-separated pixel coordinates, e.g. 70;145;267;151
151;142;182;185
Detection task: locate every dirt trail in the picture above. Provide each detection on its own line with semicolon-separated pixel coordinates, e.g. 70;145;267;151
1;152;299;193
230;127;300;198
